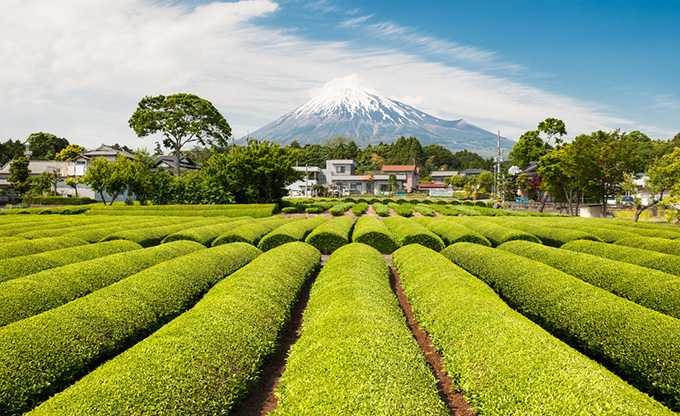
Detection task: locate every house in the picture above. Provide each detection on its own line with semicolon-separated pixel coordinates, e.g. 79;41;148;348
419;183;453;197
153;155;201;172
0;160;70;192
71;144;134;176
286;159;419;196
460;168;488;176
429;170;459;184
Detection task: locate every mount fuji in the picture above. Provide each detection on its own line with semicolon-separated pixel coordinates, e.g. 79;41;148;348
248;74;515;157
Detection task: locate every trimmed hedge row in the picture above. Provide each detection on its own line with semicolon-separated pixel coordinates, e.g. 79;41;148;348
393;244;675;416
161;217;253;246
212;217;300;247
351;216;400;253
416;217;491;247
30;242;320;416
0;240;142;283
0;240;204;327
0;217;99;237
483;217;602;247
101;218;225;247
411;203;435;216
535;219;639;243
371;202;390;217
0;236;87;260
563;239;680;277
14;216;182;239
87;204;277;218
273;243;447;415
305;216;354;254
499;240;680;319
442;242;680;410
328;202;354;216
351;202;368;216
450;217;540;247
0;242;261;415
258;216;328;251
387;202;412;217
382;216;444;251
616;236;680;256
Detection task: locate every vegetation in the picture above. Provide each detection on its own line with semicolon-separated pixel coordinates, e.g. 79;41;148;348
351;216;400;253
0;236;86;260
394;244;674;415
258;216;328;251
382;216;444;251
212;217;297;247
30;242;319;416
443;242;680;409
274;243;447;415
305;216;354;254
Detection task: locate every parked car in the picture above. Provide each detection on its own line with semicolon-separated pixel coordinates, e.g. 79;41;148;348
621;196;635;206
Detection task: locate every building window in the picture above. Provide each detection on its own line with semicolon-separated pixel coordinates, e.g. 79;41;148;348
350;183;357;190
337;166;345;173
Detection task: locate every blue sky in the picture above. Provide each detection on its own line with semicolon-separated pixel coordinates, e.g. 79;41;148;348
1;0;678;152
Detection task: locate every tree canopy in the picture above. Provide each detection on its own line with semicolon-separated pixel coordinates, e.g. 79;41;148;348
0;139;25;166
55;144;87;161
26;132;69;160
128;93;231;176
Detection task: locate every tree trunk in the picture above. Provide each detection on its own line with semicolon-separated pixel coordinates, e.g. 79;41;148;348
538;190;549;213
175;142;181;177
99;191;107;205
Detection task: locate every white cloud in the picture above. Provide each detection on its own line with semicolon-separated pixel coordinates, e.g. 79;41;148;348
0;0;654;151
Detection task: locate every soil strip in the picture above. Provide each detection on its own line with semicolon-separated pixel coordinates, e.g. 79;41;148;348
230;266;320;416
387;257;477;416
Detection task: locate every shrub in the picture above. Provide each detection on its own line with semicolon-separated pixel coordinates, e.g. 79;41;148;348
450;217;540;247
474;201;486;207
212;217;300;247
0;240;205;327
411;203;435;216
534;220;639;243
305;216;355;254
421;217;491;247
342;197;357;203
499;240;680;319
0;242;261;415
442;242;680;409
17;217;184;240
371;202;390;217
162;217;253;246
563;239;680;277
383;217;445;251
351;202;368;216
393;244;676;416
328;202;354;216
387;202;412;217
281;206;299;214
87;203;277;218
0;236;87;260
30;242;319;416
351;217;400;253
258;216;328;251
101;218;226;247
273;244;447;415
616;236;680;256
0;240;142;283
483;217;602;247
462;200;473;206
305;206;324;214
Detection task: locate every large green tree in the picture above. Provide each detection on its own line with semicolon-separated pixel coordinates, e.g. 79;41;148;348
82;156;130;205
128;93;231;176
26;132;69;160
203;140;302;203
8;157;30;194
509;130;550;168
0;139;26;166
55;144;87;161
537;118;567;145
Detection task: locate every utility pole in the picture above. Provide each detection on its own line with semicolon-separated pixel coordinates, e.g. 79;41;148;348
493;131;502;203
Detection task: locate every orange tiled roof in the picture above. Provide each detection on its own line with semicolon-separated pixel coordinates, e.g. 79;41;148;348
381;165;417;172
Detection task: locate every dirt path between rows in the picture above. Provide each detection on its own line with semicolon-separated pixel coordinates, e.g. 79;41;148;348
233;254;474;415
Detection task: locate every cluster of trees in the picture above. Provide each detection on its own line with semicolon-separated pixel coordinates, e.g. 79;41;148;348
508;118;680;220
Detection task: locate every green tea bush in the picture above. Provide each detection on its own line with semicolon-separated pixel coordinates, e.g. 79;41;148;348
273;243;448;416
0;236;87;260
450;217;540;247
442;242;680;409
499;240;680;319
14;217;169;239
281;206;300;214
421;217;491;247
305;216;354;254
383;216;444;251
101;218;225;247
0;242;261;415
212;217;299;247
411;203;435;216
474;200;486;207
393;244;675;416
371;202;390;217
462;200;474;206
328;202;354;216
351;217;399;253
0;240;141;283
258;216;328;251
162;217;253;246
87;203;277;218
563;239;680;277
0;240;204;327
535;219;639;243
305;206;324;214
29;242;319;416
351;202;368;216
387;202;412;217
483;217;602;247
616;236;680;256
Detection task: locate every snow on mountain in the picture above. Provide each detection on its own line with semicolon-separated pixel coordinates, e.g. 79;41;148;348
248;74;514;157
